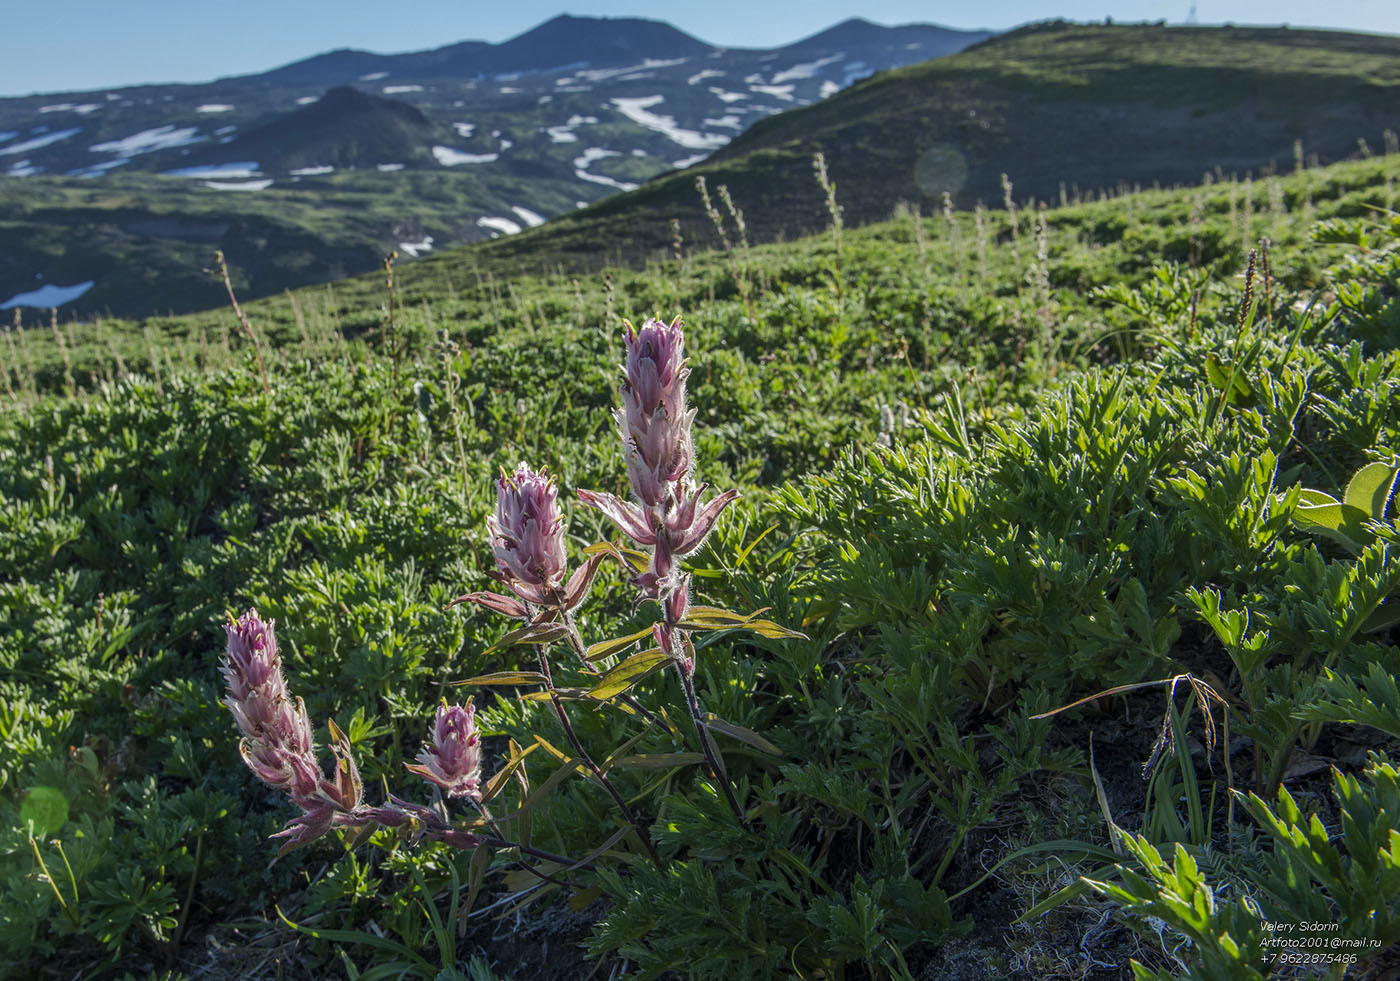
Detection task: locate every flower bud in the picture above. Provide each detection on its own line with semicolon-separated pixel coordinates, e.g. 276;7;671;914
488;463;567;605
405;700;483;800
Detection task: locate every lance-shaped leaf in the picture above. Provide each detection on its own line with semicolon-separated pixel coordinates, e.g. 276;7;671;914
448;590;528;619
583;540;651;573
703;713;784;756
454;670;549;688
599;724;660;775
585;624;656;662
480;742;539;804
608;753;707;768
586;648;669;701
484;621;568;655
1344;461;1399;520
679;605;808;640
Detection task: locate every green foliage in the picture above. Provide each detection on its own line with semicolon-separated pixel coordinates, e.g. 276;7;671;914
1;153;1399;978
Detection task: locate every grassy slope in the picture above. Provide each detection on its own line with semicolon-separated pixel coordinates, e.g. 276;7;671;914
422;22;1400;273
1;155;1398;978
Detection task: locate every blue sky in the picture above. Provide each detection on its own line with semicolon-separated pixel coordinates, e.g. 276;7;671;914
4;1;1398;96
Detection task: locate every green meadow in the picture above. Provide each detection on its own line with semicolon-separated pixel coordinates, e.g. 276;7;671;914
2;152;1399;979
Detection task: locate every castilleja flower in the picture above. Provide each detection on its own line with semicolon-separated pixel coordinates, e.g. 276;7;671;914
456;463;603;619
405;699;483;800
222;609;363;850
489;463;567;603
580;317;737;597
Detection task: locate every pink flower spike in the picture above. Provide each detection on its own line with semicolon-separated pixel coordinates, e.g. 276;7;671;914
577;489;656;545
488;463;567;602
406;699;483;800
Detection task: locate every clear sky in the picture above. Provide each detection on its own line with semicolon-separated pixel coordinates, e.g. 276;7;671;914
4;1;1398;97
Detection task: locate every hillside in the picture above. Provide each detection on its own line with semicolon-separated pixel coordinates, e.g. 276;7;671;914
0;15;986;317
2;153;1398;979
448;21;1400;273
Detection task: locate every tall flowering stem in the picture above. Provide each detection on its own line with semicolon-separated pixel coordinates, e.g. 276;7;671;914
459;464;662;866
222;610;578;869
579;317;746;825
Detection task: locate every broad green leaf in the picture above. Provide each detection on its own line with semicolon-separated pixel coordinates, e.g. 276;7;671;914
20;787;68;836
1297;488;1339;508
1204;353;1255;406
1293;500;1370;552
1344;461;1399;520
586;648;670;701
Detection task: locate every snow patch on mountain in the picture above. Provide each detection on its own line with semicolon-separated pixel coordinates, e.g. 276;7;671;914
671;153;707;169
573;57;690;85
384;85;423;94
2;128;81;155
477;216;522;236
0;132;14;143
842;61;871;86
197;104;234;113
40;103;101;114
290;165;334;176
1;281;94;310
610;96;729;150
688;69;725;85
6;160;40;175
820;80;840;98
296;96;318;105
703;115;742;129
573;147;637;191
433;146;497;165
165;162;260;178
203;179;273;190
749;84;795;101
453;123;475;138
511;205;546;227
91;125;201;156
771;55;843;84
399;235;433;257
708;87;747;103
377;163;404;171
359;71;389;81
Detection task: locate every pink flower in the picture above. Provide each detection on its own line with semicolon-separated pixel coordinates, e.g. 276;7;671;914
488;463;568;605
222;610;321;806
405;700;483;800
617;317;696;508
222;610;363;851
582;317;737;598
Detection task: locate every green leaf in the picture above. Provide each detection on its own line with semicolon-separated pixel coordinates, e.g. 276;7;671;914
485;622;567;655
1344;461;1399;521
607;753;707;768
454;671;548;687
1205;353;1255;406
20;786;68;836
585;625;656;662
586;648;670;701
702;714;784;756
1293;500;1370;551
